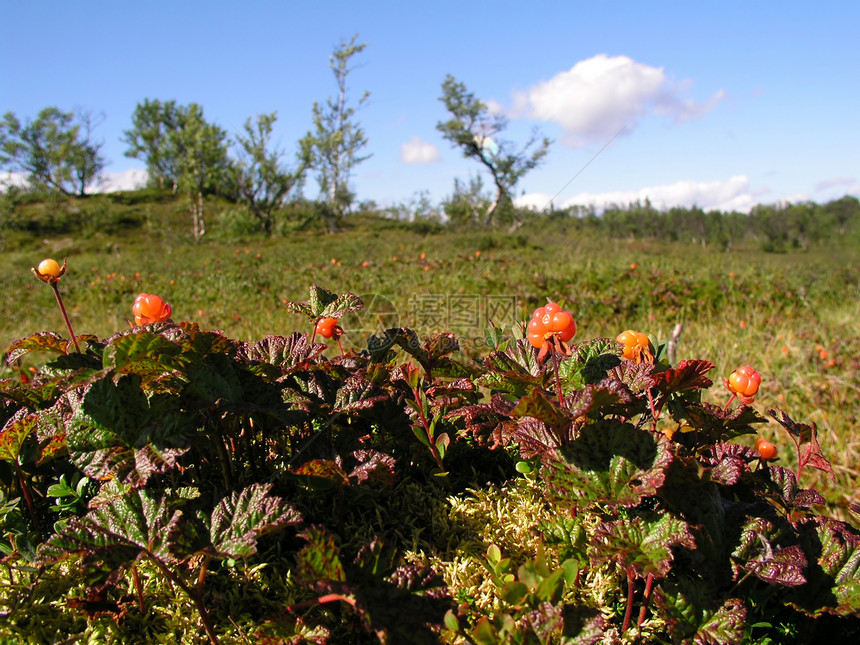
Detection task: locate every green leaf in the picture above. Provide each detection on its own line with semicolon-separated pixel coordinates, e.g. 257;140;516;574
559;337;623;389
543;420;674;512
38;488;190;567
66;376;194;486
102;331;187;382
500;580;529;605
590;514;696;578
6;332;97;363
208;483;302;559
477;339;545;398
654;578;747;644
296;525;346;583
0;410;37;462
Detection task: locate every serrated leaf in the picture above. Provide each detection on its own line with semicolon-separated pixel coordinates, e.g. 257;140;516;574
790;517;860;616
731;516;807;586
38;488;190;566
102;331;186;380
6;332;97;363
0;409;37;462
680;402;767;445
591;514;696;578
511;388;570;431
243;333;321;370
293;459;351;489
652;359;715;395
768;408;835;481
543;421;674;512
349;449;396;486
477;338;545;397
67;376;194;486
208;483;302;559
559;337;623;388
296;525;345;584
655;579;747;644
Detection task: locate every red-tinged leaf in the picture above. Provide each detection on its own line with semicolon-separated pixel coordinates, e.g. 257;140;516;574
512;418;561;463
208;483;303;559
38;488;190;567
564;379;636;419
242;333;323;370
590;514;696;578
791;517;860;616
333;373;389;413
511;388;570;431
349;450;396;486
543;421;674;512
38;431;67;465
6;332;97;363
678;402;767;446
0;409;37;462
655;579;747;644
731;516;807;586
296;525;346;584
102;331;186;380
293;459;350;488
705;442;757;485
606;359;657;393
768;408;836;481
652;359;715;395
477;339;545;398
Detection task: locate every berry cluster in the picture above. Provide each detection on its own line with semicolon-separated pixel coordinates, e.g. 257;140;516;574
616;329;654;363
315;317;341;339
527;301;576;349
726;365;762;403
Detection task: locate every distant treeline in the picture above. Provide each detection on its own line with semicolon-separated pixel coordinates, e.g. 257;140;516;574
531;196;860;251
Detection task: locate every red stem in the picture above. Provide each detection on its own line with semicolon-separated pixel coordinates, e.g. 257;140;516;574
622;567;636;634
51;282;81;353
636;572;654;630
14;460;40;535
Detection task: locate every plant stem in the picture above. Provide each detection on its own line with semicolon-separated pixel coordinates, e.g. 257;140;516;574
50;282;81;353
14;460;40;535
636;572;654;630
148;554;220;645
622;567;636;634
132;564;146;612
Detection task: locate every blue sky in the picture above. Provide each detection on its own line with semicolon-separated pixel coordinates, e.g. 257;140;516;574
2;1;858;213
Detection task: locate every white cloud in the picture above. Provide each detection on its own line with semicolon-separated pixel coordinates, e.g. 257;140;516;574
517;175;758;213
1;168;148;193
513;54;725;146
94;168;149;192
400;136;440;164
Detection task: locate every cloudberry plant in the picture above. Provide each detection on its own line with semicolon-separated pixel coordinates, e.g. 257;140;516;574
725;365;761;407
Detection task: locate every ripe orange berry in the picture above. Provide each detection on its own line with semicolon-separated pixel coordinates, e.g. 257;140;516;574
315;317;339;339
617;330;652;361
528;301;576;347
728;365;761;398
132;293;172;326
755;437;777;460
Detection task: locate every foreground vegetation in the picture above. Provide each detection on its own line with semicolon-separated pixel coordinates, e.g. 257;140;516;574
1;193;858;643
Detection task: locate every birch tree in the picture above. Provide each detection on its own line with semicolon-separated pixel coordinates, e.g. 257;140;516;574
302;34;371;233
